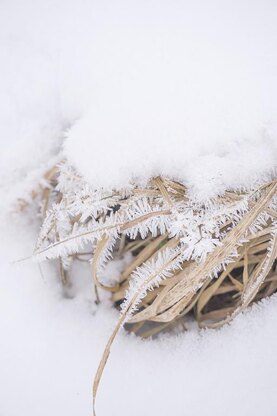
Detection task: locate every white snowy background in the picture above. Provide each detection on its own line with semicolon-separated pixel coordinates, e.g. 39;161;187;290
1;1;277;415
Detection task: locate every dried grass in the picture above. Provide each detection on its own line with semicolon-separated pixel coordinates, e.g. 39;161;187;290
31;165;277;414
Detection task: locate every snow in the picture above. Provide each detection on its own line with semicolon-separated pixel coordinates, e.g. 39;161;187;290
1;1;277;415
1;0;277;206
1;220;277;416
62;0;277;196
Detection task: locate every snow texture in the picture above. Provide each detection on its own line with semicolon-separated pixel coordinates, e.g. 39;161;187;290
62;0;277;197
1;221;277;416
1;0;277;208
1;1;277;415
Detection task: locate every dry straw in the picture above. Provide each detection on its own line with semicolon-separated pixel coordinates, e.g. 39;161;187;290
31;163;277;414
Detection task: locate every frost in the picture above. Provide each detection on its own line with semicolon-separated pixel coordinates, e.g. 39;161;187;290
34;161;277;320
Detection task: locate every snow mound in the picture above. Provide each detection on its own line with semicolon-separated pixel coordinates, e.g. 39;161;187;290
63;0;277;198
1;0;277;207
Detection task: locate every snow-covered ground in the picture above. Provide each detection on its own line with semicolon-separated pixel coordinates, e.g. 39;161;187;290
1;219;277;416
1;1;277;415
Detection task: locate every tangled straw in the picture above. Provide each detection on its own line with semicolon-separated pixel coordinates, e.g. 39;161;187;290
30;162;277;414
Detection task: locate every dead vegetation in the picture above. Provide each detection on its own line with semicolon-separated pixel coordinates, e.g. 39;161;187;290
31;163;277;413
